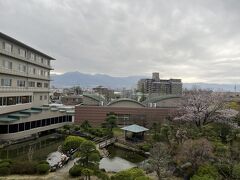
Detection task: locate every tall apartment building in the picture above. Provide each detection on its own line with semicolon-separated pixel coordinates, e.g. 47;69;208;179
137;72;182;95
0;32;74;141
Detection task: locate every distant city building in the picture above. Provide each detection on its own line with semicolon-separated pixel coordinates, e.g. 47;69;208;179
0;32;74;141
60;93;106;106
93;85;114;101
61;95;83;105
137;72;182;95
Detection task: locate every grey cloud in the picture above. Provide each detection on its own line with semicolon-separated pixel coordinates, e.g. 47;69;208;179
0;0;240;83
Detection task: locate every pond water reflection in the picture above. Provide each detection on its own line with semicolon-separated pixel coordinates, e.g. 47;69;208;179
0;134;64;161
99;146;146;172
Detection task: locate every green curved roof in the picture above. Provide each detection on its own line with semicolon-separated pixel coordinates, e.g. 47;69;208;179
107;98;145;107
142;95;181;104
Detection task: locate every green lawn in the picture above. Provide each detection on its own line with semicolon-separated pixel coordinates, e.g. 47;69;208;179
113;127;124;137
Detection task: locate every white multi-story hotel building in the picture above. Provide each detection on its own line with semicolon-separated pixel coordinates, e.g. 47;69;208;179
0;32;74;141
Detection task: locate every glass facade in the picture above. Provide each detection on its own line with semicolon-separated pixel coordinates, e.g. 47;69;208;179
0;96;32;106
0;115;73;134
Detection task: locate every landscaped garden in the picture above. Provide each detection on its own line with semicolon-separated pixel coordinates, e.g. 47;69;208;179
0;89;240;180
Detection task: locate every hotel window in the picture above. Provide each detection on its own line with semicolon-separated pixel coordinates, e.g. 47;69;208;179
18;64;26;72
7;97;16;105
0;125;8;134
44;95;47;100
40;70;44;76
37;69;41;76
40;95;42;100
41;58;44;64
44;71;49;77
22;96;30;103
19;123;24;131
29;67;33;74
25;122;30;130
44;83;49;88
30;53;36;61
2;42;12;52
37;56;41;63
18;48;26;57
2;60;12;69
17;80;26;87
31;121;36;129
28;81;35;87
37;82;42;87
36;120;41;127
1;78;12;86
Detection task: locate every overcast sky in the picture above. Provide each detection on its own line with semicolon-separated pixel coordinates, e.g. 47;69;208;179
0;0;240;83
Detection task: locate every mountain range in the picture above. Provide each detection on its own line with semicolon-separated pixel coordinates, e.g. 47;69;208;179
51;71;239;92
51;71;145;89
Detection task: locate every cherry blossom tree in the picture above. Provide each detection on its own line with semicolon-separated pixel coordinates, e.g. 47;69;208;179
176;138;213;176
149;143;171;180
174;89;239;128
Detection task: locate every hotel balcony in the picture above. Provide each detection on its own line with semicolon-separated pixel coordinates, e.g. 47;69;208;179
0;49;53;70
0;66;51;81
0;86;50;93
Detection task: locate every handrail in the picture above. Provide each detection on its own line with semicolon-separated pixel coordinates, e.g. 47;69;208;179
99;137;117;149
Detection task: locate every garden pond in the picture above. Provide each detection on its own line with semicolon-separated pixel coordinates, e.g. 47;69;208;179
99;145;147;172
0;135;147;173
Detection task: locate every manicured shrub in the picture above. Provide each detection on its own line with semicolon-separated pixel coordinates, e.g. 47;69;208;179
0;159;12;164
213;141;229;156
139;144;151;152
95;170;110;180
62;135;85;152
0;160;12;176
0;166;11;176
232;163;240;179
191;174;215;180
36;163;50;174
0;161;11;168
10;161;37;174
111;168;146;180
127;167;145;179
195;164;219;179
135;176;152;180
216;163;232;178
69;165;82;177
111;170;132;180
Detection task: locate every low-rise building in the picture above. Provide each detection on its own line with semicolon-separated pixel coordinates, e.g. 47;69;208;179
75;98;178;127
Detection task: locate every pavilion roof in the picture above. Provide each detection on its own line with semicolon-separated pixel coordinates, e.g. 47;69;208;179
121;124;149;133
